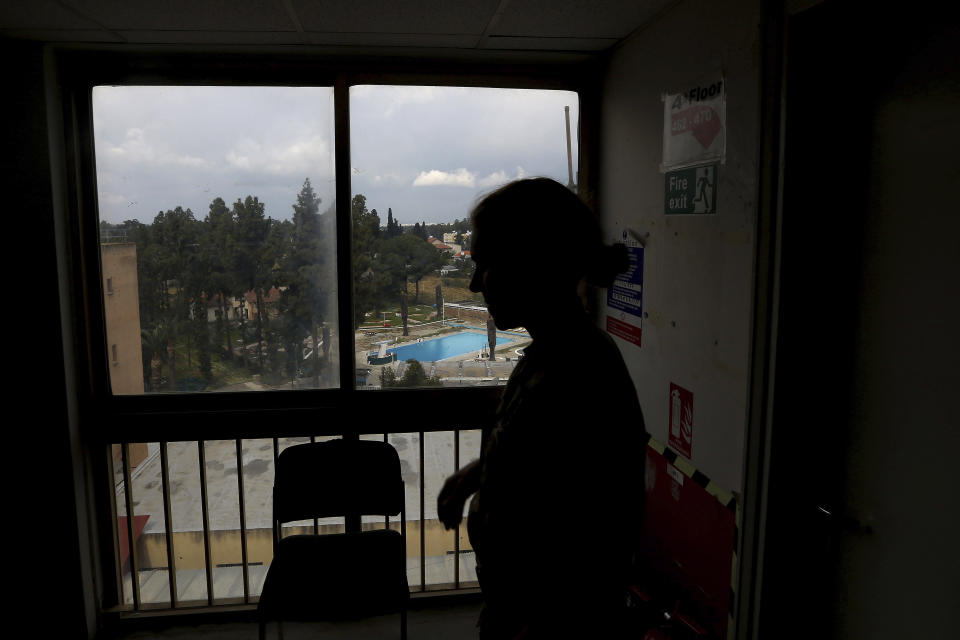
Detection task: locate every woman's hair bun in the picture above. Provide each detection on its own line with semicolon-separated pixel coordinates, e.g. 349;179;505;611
586;242;629;288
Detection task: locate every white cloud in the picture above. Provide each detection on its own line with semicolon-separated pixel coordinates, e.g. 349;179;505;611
101;127;213;170
100;193;130;205
352;85;466;117
372;173;405;185
477;166;528;188
412;168;476;188
225;135;333;176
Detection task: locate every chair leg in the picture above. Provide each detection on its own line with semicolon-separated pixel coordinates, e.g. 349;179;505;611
259;618;282;640
401;608;407;640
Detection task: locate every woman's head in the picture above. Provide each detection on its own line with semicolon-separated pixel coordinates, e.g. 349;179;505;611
468;178;627;330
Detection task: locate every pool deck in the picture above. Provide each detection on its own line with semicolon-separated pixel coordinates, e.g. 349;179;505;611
357;324;531;387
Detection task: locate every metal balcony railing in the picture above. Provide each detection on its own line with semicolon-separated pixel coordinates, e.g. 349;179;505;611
111;429;481;611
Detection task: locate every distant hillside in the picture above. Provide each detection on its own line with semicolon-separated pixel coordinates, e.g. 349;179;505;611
406;274;482;305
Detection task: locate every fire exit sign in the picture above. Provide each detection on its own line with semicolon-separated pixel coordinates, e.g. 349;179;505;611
665;163;718;214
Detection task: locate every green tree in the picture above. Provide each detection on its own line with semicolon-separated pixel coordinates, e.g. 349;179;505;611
205;197;237;361
381;234;447;306
279;178;334;387
352;193;383;330
385;207;403;239
150;206;201;390
381;359;441;387
380;366;397;387
232;195;272;371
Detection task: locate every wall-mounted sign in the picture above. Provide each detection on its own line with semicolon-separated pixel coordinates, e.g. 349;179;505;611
662;76;726;170
665;163;718;214
606;230;644;347
669;382;694;459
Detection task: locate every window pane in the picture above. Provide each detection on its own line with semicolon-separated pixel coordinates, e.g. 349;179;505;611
93;86;338;394
114;442;171;608
422;430;455;588
458;429;482;585
351;86;577;389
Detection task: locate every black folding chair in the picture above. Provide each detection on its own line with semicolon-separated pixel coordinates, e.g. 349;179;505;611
257;439;408;640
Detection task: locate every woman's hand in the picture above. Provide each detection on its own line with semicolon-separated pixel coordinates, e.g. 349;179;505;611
437;459;481;530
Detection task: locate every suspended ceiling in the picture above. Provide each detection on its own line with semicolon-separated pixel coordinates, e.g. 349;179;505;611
0;0;678;52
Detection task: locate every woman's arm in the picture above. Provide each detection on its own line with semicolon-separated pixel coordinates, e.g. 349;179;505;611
437;459;482;530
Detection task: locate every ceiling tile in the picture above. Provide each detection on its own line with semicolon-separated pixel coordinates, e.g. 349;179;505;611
116;29;303;44
483;35;618;51
492;0;669;39
0;28;121;42
304;31;479;47
64;0;295;31
0;1;103;29
292;0;499;35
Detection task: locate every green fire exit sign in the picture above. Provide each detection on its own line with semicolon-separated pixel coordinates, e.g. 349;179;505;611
665;163;718;214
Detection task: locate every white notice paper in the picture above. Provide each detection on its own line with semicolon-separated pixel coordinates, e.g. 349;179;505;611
662;76;726;170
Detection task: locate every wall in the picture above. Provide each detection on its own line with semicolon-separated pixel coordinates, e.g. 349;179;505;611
4;39;99;638
598;0;763;493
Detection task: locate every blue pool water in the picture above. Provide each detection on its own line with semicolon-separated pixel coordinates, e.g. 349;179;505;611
382;331;516;362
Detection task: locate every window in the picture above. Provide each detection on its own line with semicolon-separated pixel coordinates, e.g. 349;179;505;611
93;86;338;394
70;52;584;613
350;85;579;390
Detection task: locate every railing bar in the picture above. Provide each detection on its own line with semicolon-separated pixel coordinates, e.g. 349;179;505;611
197;440;214;606
235;439;250;604
159;441;178;607
419;430;425;591
454;429;460;590
272;436;280;557
311;435;319;534
384;432;390;530
121;442;142;611
401;486;407;591
106;446;124;605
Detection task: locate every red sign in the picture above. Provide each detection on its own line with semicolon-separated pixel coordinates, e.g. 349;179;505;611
606;315;642;347
671;105;722;149
640;444;736;639
669;383;694;458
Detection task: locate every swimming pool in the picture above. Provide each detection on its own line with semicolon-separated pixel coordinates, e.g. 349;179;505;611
381;331;517;362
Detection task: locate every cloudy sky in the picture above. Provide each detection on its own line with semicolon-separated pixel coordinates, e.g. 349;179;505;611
93;85;579;226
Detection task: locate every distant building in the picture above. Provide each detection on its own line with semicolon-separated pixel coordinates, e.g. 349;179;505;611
101;243;145;395
201;287;282;323
428;235;457;253
101;243;148;467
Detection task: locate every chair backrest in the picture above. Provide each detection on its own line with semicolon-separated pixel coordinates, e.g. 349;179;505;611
273;439;404;525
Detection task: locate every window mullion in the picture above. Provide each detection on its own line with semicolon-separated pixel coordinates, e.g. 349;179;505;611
334;74;356;398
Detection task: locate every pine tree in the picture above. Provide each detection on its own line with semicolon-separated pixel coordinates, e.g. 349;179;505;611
232;195;271;371
352;193;383;330
279;178;332;387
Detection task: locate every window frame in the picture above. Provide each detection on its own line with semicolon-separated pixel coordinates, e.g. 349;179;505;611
55;46;600;611
60;47;600;444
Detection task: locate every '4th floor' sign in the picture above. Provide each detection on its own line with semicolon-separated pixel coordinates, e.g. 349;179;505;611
665;163;718;214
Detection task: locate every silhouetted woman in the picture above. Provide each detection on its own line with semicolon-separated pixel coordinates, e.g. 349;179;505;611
438;178;649;639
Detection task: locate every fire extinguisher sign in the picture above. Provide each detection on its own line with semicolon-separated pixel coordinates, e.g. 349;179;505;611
669;382;694;459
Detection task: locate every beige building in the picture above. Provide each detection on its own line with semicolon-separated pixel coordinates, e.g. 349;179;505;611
101;243;145;395
102;243;148;467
